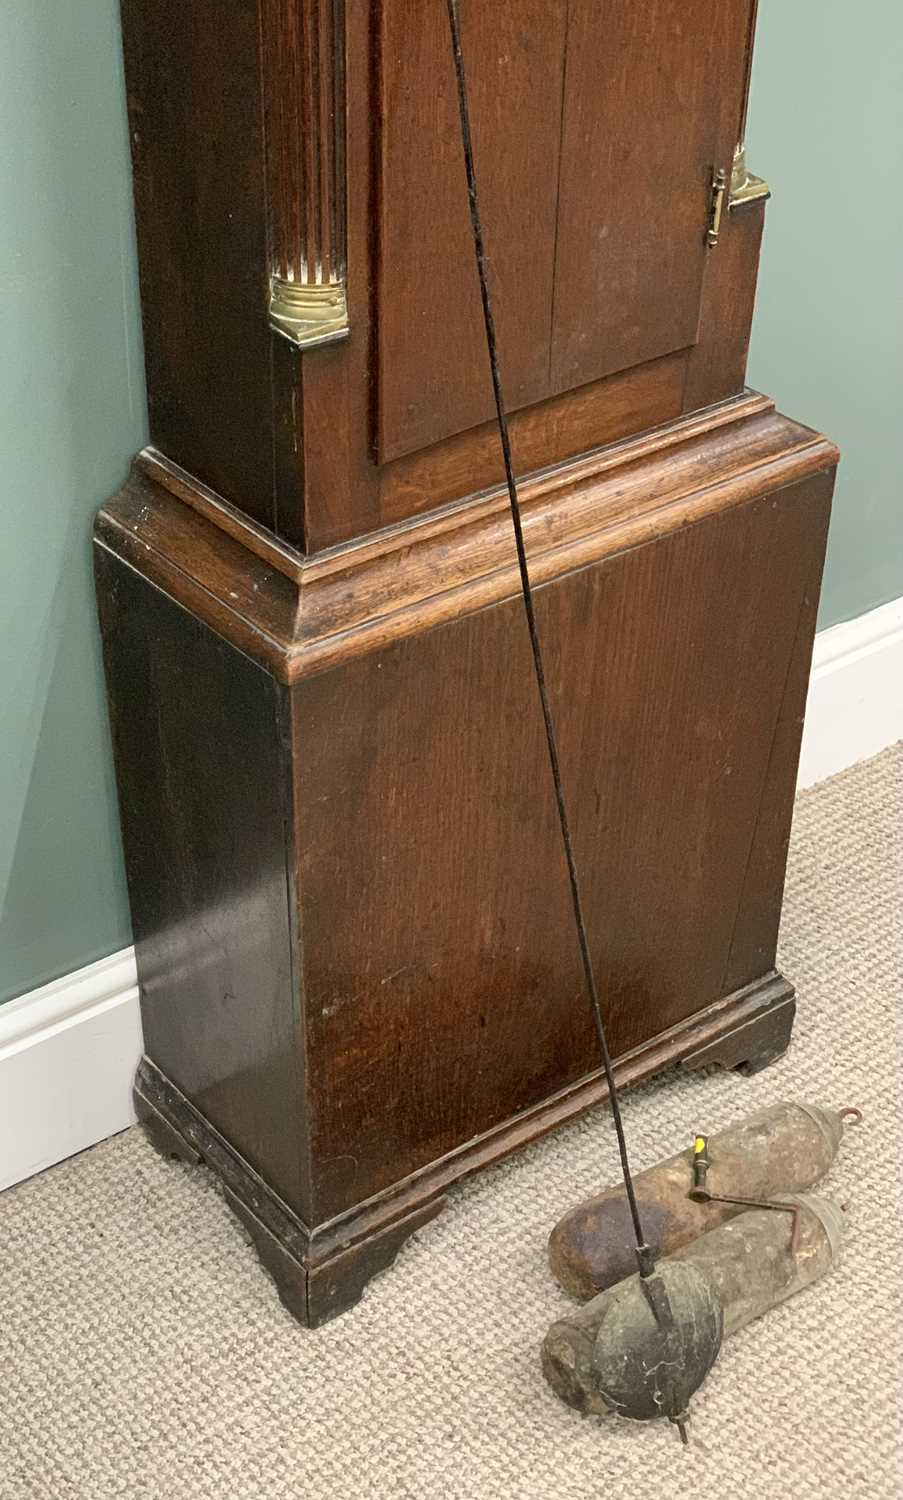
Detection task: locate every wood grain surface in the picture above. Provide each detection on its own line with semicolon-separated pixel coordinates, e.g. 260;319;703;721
96;399;836;1239
119;0;767;549
96;396;838;683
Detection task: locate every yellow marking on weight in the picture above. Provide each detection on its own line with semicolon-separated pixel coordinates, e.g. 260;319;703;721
694;1136;707;1154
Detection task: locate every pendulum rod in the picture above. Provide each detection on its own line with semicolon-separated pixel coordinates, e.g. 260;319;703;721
444;0;655;1282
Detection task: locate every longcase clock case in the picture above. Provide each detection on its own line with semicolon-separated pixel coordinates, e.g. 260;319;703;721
96;0;838;1325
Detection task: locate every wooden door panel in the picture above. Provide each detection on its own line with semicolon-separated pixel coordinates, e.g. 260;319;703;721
376;0;567;463
551;0;751;394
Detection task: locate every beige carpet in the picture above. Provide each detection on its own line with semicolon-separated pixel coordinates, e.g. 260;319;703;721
2;747;901;1500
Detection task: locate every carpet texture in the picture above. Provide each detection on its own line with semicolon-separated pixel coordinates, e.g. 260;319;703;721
1;747;901;1499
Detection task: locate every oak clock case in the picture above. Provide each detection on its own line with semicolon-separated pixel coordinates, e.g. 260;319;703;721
96;0;838;1327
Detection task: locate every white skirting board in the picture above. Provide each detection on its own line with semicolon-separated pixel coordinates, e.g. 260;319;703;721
1;597;901;1194
797;595;903;789
0;949;142;1193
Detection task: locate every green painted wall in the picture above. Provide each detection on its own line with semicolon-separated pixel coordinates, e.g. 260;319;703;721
746;0;903;626
1;1;901;1003
0;3;145;1002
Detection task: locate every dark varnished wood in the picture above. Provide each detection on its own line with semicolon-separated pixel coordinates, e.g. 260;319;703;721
550;0;752;393
288;474;832;1218
121;0;299;536
376;0;568;461
96;396;837;685
96;552;311;1216
98;397;836;1315
374;351;689;529
720;485;829;995
225;1186;449;1329
260;0;346;299
134;1089;201;1166
682;988;796;1076
684;201;766;414
101;2;836;1325
133;968;796;1324
119;0;771;548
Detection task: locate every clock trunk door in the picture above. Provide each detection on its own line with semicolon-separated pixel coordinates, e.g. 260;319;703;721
375;0;752;464
550;0;751;394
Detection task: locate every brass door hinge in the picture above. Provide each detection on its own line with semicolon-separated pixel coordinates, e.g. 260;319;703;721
729;144;771;211
706;167;728;248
